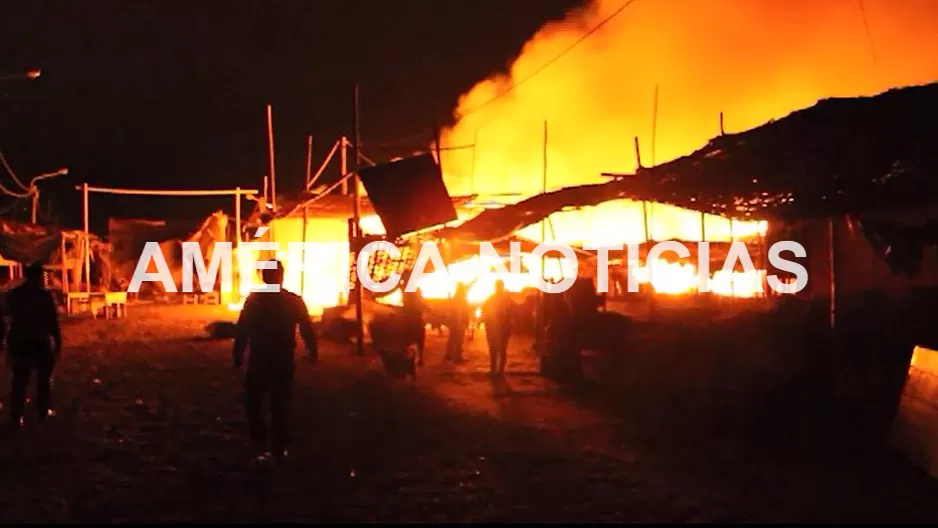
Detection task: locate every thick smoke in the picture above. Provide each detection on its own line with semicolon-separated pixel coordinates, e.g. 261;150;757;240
440;0;938;198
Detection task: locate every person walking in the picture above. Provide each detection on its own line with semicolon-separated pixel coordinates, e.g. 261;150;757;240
232;260;317;461
2;262;62;428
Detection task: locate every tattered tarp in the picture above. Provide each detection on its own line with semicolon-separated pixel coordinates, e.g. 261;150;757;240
431;180;631;243
358;153;458;239
623;82;938;222
0;220;61;264
108;218;199;267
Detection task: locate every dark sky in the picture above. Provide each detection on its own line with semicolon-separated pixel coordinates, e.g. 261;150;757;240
0;0;584;232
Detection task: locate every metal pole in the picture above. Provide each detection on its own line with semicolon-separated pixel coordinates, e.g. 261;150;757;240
267;104;277;210
263;176;268;204
305;135;313;189
235;187;242;302
83;183;90;294
353;85;364;356
31;192;38;224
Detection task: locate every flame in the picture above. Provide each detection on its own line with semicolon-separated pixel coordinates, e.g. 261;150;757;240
441;0;938;198
436;0;938;252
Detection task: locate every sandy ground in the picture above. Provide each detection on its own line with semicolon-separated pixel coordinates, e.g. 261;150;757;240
0;304;936;522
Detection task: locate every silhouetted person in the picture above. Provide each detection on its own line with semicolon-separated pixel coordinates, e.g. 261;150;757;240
482;280;513;376
233;261;317;461
401;277;426;367
3;263;62;427
446;283;470;363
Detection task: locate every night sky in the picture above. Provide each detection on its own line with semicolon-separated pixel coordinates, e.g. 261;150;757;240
1;0;583;232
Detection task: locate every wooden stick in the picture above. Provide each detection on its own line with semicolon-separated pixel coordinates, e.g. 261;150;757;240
83;183;90;294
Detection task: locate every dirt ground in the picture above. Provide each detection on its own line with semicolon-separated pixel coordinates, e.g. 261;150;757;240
0;304;936;522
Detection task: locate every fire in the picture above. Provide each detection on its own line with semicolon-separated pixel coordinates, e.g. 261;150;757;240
440;0;938;199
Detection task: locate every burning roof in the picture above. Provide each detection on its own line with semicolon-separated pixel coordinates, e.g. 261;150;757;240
428;82;938;244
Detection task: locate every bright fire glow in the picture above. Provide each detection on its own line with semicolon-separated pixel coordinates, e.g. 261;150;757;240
439;0;938;199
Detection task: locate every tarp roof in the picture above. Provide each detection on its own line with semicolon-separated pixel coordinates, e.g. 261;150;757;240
0;220;61;264
624;81;938;223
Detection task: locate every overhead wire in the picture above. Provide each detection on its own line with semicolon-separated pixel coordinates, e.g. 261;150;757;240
0;152;33;192
374;0;643;150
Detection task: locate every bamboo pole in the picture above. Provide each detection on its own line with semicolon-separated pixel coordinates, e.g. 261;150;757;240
83;183;90;294
267;104;277;210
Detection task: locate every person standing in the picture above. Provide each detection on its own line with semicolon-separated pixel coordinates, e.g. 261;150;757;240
482;280;513;376
445;283;470;363
233;260;317;461
3;263;62;428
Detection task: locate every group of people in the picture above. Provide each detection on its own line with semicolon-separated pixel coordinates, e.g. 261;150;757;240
1;259;520;463
399;274;515;376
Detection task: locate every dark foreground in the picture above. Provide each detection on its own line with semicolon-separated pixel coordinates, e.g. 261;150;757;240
0;305;936;522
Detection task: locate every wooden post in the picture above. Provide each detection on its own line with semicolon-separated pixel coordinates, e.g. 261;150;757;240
470;129;479;196
828;216;836;330
300;203;308;302
729;217;736;299
60;233;69;295
305;135;313;189
235;187;242;302
719;112;725;135
651;84;659;167
340;137;348;195
352;84;364;356
82;183;90;294
267;104;277;210
541;120;548;257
